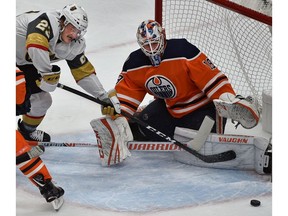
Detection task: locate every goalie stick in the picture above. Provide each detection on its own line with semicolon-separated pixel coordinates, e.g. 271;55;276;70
187;115;215;151
56;83;236;163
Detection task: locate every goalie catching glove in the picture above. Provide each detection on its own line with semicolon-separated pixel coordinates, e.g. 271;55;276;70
100;89;121;117
36;65;61;92
90;116;133;166
213;93;260;129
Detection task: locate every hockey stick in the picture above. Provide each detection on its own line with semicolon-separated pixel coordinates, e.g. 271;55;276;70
28;140;185;151
187;115;215;151
28;141;97;147
56;83;236;163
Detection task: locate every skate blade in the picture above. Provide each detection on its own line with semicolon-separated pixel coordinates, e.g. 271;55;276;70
51;196;64;211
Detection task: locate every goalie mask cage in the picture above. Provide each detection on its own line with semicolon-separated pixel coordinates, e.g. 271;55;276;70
155;0;272;108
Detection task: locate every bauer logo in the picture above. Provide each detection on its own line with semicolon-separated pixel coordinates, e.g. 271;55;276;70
145;75;176;99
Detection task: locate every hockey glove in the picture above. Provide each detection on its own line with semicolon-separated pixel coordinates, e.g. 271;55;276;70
213;93;260;129
36;65;61;92
101;89;121;117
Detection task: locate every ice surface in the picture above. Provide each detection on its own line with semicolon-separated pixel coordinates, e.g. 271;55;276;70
13;0;274;215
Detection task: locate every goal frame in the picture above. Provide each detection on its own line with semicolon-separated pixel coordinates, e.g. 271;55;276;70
155;0;272;26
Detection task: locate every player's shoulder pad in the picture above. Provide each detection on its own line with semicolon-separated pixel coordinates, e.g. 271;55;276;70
122;49;152;72
27;12;54;40
164;38;200;60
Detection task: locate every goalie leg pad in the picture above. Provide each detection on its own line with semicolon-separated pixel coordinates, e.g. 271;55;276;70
174;127;271;174
254;137;271;174
174;127;254;171
90;117;133;166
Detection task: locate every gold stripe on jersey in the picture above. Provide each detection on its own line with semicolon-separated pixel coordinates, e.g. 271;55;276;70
26;32;49;51
71;61;95;81
22;114;45;126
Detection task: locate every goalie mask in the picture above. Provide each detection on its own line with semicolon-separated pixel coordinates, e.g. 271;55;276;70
60;4;88;39
136;20;166;66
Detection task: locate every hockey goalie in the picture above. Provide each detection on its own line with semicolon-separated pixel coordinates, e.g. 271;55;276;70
89;19;271;174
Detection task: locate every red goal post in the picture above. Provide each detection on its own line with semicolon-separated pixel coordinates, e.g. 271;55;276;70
154;0;272;107
206;0;272;26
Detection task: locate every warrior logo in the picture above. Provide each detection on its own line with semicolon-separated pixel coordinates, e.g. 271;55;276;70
145;75;176;99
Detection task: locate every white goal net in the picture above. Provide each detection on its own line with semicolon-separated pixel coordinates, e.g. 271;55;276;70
156;0;272;107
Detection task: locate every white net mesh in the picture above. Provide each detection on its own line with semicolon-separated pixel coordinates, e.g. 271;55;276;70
230;0;272;17
160;0;272;107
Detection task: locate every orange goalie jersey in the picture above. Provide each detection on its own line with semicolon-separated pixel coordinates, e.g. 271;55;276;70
115;39;236;118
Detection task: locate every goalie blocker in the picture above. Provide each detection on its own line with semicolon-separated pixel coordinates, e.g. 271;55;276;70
174;127;272;175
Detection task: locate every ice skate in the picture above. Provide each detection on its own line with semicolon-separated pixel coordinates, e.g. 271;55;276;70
33;174;65;211
18;120;51;142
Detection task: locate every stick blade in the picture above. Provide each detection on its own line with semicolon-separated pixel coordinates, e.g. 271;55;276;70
187;116;215;151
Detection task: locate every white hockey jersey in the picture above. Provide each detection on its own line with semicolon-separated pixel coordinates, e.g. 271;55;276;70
16;9;107;98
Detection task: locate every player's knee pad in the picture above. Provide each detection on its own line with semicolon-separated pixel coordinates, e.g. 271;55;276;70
29;92;52;116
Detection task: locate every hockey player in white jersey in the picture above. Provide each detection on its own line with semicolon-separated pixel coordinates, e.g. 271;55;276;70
16;4;120;142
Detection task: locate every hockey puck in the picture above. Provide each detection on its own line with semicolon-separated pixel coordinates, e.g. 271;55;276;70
250;199;261;207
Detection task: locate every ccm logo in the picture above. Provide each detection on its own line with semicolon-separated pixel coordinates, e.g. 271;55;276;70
94;131;104;158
